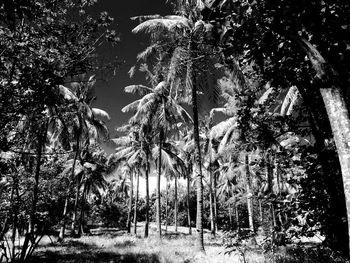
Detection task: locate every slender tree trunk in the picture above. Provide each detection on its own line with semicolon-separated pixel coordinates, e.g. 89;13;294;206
157;131;162;238
144;153;150;238
245;154;254;232
133;171;139;235
165;177;169;234
127;171;134;234
189;47;205;251
70;134;81;238
21;123;46;262
71;176;81;237
174;174;178;233
228;202;233;230
78;183;87;236
296;36;350;255
58;187;70;241
209;166;215;236
186;171;192;235
259;199;263;224
213;172;218;233
235;203;240;231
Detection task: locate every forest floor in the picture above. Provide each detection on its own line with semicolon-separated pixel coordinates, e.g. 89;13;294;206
30;223;348;263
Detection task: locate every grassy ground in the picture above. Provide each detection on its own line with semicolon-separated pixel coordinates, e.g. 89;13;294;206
29;223;349;263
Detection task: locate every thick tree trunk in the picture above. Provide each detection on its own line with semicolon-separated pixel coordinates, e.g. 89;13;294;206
245;155;254;232
127;171;133;234
156;131;162;238
174;174;178;233
133;171;139;235
296;37;350;255
298;85;348;252
186;171;192;235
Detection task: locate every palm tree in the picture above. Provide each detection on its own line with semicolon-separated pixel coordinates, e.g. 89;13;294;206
131;0;223;250
57;76;110;239
122;76;192;238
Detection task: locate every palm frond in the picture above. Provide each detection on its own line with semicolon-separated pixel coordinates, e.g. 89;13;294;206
124;84;153;95
121;99;142;113
137;43;161;61
58;85;78;101
132;17;191;35
92;108;111;121
280;86;301;116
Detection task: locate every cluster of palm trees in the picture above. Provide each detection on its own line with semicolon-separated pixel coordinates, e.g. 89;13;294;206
0;75;111;261
108;0;303;252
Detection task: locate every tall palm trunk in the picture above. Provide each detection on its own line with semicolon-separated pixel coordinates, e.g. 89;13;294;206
296;36;350;255
235;203;240;231
209;166;215;236
156;131;163;238
127;171;134;234
144;152;150;238
133;171;139;235
58;182;71;241
298;83;348;252
174;174;178;233
186;171;192;235
245;154;254;232
71;175;81;237
78;182;87;236
165;177;169;234
188;40;205;251
70;133;81;237
228;202;233;230
59;139;80;241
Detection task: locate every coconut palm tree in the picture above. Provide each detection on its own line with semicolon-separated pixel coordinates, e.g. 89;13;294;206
131;0;224;249
56;76;110;239
122;74;192;238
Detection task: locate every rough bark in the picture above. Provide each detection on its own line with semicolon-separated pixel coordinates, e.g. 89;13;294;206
298;85;348;252
189;50;205;251
296;36;350;255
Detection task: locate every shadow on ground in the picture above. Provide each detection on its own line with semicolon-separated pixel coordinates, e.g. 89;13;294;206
30;251;162;263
